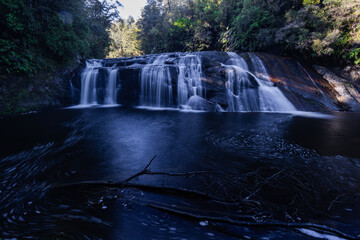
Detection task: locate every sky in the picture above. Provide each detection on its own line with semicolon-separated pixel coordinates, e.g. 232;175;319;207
119;0;147;20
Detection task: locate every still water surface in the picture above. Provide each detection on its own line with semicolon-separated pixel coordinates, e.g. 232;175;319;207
0;107;359;239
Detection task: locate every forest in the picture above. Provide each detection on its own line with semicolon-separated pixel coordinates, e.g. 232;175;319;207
0;0;120;114
1;0;359;78
0;0;119;75
108;0;360;66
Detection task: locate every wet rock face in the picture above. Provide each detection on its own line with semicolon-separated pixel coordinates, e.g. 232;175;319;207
256;53;345;111
118;68;142;106
70;52;360;112
184;95;223;112
313;65;360;112
198;52;353;111
200;54;229;109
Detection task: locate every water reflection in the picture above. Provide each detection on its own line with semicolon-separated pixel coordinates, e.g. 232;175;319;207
0;108;359;239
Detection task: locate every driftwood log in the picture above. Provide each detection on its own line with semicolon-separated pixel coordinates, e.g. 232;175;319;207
55;155;359;240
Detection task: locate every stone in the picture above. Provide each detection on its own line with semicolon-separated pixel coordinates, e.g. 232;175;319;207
313;65;360;111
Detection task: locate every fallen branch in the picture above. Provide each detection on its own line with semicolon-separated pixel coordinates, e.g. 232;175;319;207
52;156;358;240
55;155;236;204
124;183;223;201
124;155;157;182
148;204;358;240
123;155;214;181
245;169;286;200
125;197;255;221
56;180;241;205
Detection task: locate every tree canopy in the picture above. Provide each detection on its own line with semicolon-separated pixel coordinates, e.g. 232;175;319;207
2;0;359;74
0;0;120;75
107;0;359;65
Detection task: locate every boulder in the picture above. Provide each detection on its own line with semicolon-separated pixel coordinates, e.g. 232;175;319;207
183;96;223;112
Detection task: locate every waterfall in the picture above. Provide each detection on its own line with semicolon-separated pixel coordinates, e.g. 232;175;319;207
140;53;204;109
225;52;296;112
105;67;119;105
177;54;204;106
225;52;260;111
80;60;102;105
79;60;120;106
75;52;298;112
140;54;174;107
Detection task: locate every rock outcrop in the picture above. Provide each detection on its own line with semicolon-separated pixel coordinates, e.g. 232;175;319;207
70;51;360;112
313;65;360;111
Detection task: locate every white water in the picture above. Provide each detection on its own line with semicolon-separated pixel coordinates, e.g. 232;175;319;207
140;53;205;109
77;52;298;112
105;67;119;105
224;52;296;112
78;60;120;106
80;60;102;105
177;54;204;106
140;54;174;107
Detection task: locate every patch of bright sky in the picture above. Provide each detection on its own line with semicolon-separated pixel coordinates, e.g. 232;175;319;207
119;0;147;20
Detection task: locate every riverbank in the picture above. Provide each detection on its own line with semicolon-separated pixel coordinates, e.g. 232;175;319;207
0;64;81;117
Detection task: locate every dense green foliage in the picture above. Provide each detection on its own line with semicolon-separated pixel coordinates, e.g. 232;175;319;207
108;0;359;65
1;0;359;72
0;0;119;76
277;0;360;65
0;0;120;115
2;0;358;71
107;16;143;58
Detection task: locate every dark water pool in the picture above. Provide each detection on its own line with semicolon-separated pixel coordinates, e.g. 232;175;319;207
0;107;359;239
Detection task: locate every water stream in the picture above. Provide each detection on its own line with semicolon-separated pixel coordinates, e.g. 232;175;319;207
177;53;205;106
76;52;297;112
224;52;296;112
80;60;102;106
140;54;174;107
105;67;119;105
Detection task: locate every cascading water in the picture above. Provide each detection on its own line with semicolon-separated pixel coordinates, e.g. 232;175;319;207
177;54;204;106
105;67;119;105
140;54;174;107
248;53;297;111
225;52;259;111
75;52;298;112
225;52;296;112
78;60;120;106
80;60;102;105
140;53;205;109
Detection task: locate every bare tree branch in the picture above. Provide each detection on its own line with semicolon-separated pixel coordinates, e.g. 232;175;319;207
124;155;157;182
148;204;358;240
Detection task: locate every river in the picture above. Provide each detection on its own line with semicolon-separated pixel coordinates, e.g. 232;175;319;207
1;107;359;239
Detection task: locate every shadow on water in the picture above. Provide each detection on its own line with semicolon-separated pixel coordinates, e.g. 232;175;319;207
0;107;359;239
